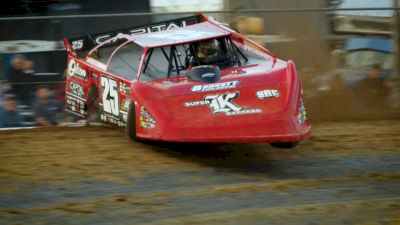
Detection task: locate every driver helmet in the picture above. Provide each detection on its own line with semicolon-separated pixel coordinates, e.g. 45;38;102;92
197;39;219;60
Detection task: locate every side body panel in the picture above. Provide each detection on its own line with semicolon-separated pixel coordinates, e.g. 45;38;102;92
65;54;133;129
98;71;132;129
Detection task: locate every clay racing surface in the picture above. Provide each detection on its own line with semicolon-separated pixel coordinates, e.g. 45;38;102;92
0;121;399;224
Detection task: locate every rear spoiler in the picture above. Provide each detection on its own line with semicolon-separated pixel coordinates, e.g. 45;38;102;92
67;14;203;52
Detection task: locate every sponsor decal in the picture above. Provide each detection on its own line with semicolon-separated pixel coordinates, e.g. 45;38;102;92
67;59;87;80
119;81;131;94
100;113;125;127
256;89;280;99
65;94;86;117
184;100;208;107
69;16;200;51
72;40;84;50
206;92;243;114
121;99;130;112
191;80;239;92
298;99;307;124
95;21;189;44
101;76;119;117
140;106;156;129
201;73;216;78
185;91;261;116
99;76;127;128
122;113;128;123
69;81;85;97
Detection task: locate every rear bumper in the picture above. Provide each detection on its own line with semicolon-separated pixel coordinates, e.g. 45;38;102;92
139;116;311;143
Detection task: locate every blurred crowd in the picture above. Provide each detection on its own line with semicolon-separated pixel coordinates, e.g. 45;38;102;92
1;54;400;128
306;64;400;121
0;54;67;128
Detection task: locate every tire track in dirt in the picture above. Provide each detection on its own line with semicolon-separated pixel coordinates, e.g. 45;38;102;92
0;120;399;224
145;197;400;225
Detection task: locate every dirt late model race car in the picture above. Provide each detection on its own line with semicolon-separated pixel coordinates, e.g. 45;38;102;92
64;14;311;147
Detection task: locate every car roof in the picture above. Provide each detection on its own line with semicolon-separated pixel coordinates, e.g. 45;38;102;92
133;21;231;48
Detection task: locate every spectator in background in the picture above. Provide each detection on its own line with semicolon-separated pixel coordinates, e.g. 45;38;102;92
33;85;62;127
56;69;67;104
0;80;11;108
308;71;354;121
0;95;25;128
23;60;35;75
353;64;390;110
386;76;400;109
55;69;76;124
7;54;36;106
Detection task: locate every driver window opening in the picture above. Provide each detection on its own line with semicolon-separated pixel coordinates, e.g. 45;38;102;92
106;42;143;80
140;36;270;82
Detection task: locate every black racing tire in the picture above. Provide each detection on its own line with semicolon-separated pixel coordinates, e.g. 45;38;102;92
270;142;299;148
127;101;137;141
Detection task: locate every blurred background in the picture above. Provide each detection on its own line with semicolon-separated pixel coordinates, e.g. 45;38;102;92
0;0;399;127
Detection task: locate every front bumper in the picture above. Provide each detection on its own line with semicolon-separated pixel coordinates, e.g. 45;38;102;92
139;116;311;143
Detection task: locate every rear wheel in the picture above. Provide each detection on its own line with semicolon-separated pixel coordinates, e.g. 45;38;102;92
270;142;299;148
127;101;137;141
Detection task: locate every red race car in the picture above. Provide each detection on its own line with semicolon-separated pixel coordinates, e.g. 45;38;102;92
64;14;311;147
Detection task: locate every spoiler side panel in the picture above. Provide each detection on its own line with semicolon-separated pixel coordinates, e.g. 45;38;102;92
63;38;77;57
64;55;97;118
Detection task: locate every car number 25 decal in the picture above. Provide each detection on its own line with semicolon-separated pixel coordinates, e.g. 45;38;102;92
101;76;119;116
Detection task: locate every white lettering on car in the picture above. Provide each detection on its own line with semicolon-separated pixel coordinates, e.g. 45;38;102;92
101;76;119;117
191;80;239;92
72;40;84;50
256;89;280;99
205;92;242;114
67;59;87;79
69;81;85;97
94;21;188;44
184;91;262;116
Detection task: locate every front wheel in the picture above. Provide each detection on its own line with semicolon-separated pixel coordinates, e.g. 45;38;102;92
127;101;137;141
270;142;299;148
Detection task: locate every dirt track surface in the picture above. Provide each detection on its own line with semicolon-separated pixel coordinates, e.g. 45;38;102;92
0;121;400;224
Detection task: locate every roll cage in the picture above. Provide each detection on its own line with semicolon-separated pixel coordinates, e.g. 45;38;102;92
140;36;249;80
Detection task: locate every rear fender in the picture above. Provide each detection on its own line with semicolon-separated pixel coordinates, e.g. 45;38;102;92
285;60;310;129
285;60;302;114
